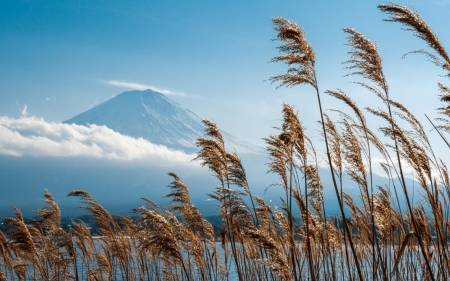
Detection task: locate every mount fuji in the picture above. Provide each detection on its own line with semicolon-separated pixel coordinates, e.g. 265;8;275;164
64;90;262;154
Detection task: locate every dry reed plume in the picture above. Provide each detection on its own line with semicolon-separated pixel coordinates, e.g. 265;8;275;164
1;3;450;281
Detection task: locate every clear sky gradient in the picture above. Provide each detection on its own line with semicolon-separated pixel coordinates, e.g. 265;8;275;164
1;0;450;147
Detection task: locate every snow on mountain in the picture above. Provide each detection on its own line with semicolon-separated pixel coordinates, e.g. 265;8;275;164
64;90;263;154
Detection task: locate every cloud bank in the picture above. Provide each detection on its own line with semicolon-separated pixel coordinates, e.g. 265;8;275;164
0;116;196;165
105;80;186;97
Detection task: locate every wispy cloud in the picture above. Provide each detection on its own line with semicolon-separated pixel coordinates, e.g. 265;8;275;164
370;157;417;179
44;96;57;104
20;105;28;117
104;80;186;97
0;116;196;166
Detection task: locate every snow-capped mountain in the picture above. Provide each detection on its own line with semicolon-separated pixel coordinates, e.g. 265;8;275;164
64;89;262;154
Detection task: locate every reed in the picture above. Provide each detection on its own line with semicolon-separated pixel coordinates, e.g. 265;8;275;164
1;3;449;280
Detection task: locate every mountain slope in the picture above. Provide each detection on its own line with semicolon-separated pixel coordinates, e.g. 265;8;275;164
64;90;262;154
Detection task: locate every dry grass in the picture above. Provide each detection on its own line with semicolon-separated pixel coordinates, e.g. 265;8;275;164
1;3;450;281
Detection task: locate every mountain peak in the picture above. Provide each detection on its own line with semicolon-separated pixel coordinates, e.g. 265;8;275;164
115;89;168;100
65;90;262;154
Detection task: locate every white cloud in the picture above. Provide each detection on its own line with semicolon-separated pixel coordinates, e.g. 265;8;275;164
0;116;196;166
370;157;415;179
44;96;57;103
20;105;28;117
105;80;186;97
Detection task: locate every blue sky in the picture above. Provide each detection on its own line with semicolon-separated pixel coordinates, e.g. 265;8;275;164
1;0;450;147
